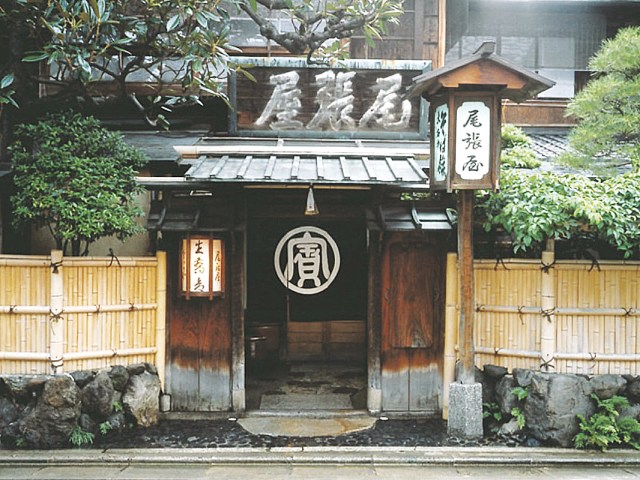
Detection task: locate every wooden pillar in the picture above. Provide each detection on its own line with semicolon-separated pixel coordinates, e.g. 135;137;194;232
155;251;167;391
49;250;64;374
437;0;447;68
231;230;246;412
540;239;556;372
367;231;382;413
457;191;475;384
442;252;459;419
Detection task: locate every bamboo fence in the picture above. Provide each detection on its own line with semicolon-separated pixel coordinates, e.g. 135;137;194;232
0;250;166;387
444;247;640;383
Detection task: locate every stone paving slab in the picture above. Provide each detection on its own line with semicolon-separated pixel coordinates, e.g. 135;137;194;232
259;393;353;410
238;416;376;437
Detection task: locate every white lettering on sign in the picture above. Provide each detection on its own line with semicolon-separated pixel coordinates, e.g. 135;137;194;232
274;226;340;295
306;71;356;131
181;237;224;297
256;70;412;131
433;103;449;182
455;101;491;180
254;71;304;130
189;237;209;293
359;73;412;130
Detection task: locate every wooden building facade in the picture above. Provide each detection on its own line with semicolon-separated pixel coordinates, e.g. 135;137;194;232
143;58;456;415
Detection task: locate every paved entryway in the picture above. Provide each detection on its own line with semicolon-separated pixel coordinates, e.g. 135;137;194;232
246;361;367;411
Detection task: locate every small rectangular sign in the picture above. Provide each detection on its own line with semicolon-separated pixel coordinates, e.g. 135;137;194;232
181;236;224;299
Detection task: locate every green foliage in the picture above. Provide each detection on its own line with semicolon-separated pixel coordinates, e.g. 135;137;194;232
501;125;541;170
479;170;640;258
512;386;529;401
0;73;18;109
69;426;95;447
483;402;503;423
14;436;26;448
99;421;113;436
2;0;403;123
574;394;640;451
511;407;526;430
566;26;640;172
10;111;147;256
113;401;124;413
482;402;503;433
509;386;528;429
233;0;403;60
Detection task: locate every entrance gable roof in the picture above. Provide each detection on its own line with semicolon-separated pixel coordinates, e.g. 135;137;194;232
178;137;429;187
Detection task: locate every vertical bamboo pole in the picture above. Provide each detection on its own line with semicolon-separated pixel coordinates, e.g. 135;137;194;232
443;252;459;419
457;190;475;384
49;250;64;374
540;239;556;372
155;251;167;391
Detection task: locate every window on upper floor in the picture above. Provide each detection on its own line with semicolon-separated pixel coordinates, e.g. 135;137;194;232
446;2;609;98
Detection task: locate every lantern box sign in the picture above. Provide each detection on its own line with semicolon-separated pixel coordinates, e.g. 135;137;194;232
429;92;500;192
180;235;224;299
409;42;555;192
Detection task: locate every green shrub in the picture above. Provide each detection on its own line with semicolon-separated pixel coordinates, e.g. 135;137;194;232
574;394;640;451
69;426;95;447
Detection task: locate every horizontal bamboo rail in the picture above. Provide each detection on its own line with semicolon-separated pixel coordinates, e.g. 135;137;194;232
63;347;158;361
0;352;50;361
0;250;166;378
0;348;157;362
0;304;157;315
477;305;640;317
554;352;640;362
445;246;640;413
475;346;540;359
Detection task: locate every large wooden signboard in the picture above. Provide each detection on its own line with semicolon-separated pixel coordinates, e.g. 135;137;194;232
229;57;430;139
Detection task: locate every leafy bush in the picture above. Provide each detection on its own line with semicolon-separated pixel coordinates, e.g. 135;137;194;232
574;394;640;451
69;426;95;447
10;111;147;256
501;124;541;170
479;170;640;258
483;402;503;433
99;421;113;436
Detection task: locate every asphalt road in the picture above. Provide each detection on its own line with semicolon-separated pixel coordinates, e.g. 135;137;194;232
3;463;640;480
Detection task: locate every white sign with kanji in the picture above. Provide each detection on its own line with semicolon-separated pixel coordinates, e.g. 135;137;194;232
181;237;224;297
433;102;449;183
455;101;491;180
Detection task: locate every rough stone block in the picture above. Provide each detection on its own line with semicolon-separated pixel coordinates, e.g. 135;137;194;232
447;382;483;440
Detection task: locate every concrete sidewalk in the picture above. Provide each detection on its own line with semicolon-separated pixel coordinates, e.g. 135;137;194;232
1;446;640;467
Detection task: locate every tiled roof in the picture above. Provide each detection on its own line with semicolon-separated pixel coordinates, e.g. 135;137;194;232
529;133;572;161
180;137;429;186
183;154;428;185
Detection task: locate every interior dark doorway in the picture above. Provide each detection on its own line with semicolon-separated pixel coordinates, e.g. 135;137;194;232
245;218;368;411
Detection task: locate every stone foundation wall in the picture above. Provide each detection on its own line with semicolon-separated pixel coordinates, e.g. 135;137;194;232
0;363;161;449
478;365;640;447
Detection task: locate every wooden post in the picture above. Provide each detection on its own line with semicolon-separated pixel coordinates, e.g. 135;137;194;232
155;251;167;391
457;191;475;384
231;231;246;412
367;232;382;413
540;239;556;372
49;250;64;374
443;252;459;419
437;0;447;68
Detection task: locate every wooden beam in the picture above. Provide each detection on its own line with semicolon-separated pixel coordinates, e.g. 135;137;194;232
438;0;447;68
457;191;475;384
367;232;383;413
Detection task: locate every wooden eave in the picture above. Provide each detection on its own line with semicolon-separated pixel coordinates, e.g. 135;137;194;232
407;50;555;103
